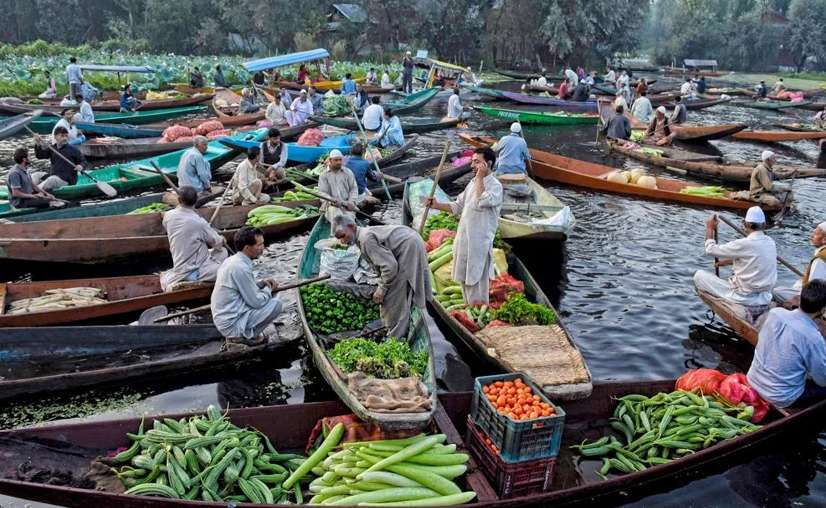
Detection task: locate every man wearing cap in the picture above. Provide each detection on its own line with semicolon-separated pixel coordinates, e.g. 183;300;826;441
750;150;793;208
602;104;632;141
645;106;673;145
177;136;212;195
286;89;313;127
229;147;270;206
318;149;358;226
694;207;778;313
446;88;469;121
631;89;653;124
402;52;414;94
492;123;530;175
774;222;826;305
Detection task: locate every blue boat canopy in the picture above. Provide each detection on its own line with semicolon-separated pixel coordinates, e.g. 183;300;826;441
79;64;155;73
243;49;330;72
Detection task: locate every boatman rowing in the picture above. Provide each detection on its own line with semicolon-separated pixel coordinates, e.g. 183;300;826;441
176;136;212;198
749;150;794;208
318;149;358;227
6;148;63;210
774;221;826;306
424;147;503;304
492;123;530;175
333;215;432;338
694;206;777;317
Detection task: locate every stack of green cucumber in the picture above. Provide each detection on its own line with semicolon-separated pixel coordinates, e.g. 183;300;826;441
112;405;308;503
572;390;761;476
308;431;477;506
428;238;454;272
127;202;172;215
246;204;319;227
272;189;319;202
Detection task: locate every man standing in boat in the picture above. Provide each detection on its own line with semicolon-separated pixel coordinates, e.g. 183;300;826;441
402;52;414;94
332;214;431;338
160;185;228;291
424;147;503;305
318;149;358;227
694;206;777;314
749;150;793;208
177;136;212;197
747;279;826;408
211;226;283;346
774;222;826;306
492;123;530;175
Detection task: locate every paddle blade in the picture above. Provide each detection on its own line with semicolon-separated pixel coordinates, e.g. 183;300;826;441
97;181;118;197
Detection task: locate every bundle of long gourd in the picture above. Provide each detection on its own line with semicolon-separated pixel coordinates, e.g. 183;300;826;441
7;287;106;314
308;433;476;506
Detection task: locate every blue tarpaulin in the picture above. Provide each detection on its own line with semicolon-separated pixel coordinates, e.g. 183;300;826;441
79;64;155;73
243;49;330;72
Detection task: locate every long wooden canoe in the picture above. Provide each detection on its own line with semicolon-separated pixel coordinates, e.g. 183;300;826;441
402;180;591;399
272;77;366;92
662;97;731;110
382;87;441;114
731;130;826;142
670;123;747;142
606;139;826;183
75;121;164;139
0;201;318;264
78;136;193;160
475;105;599;125
0;192;169;222
494;68;541;80
498;176;576;241
297;216;437;431
0;113;33;139
0;385;822;506
775;123;826;132
15;106;207;134
0;94;213;114
730;99;811;111
460;134;781;212
461;85;508;100
0;275;212;327
501;91;598;112
0;324;280;401
310;115;459;133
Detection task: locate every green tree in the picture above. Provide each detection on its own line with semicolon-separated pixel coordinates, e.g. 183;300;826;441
786;0;826;70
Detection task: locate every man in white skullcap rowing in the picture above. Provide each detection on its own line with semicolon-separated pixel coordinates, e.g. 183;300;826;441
694;206;778;315
750;150;793;208
774;221;826;306
491;123;530;175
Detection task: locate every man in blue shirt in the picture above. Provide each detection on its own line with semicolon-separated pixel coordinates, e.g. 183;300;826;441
345;143;380;206
65;56;83;101
340;73;357;95
748;279;826;408
177;136;212;194
492;123;530;175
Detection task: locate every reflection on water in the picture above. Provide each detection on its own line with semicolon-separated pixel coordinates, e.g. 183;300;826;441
2;77;826;506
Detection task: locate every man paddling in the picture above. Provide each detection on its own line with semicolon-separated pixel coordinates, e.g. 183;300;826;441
32;126;86;192
333;215;431;338
160;185;228;291
492;123;530;175
6;148;63;210
318;149;358;226
424;147;503;305
211;226;284;346
645;106;673;146
177;136;212;196
694;206;777;315
602;104;632;141
747;279;826;409
749;150;793;208
774;222;826;306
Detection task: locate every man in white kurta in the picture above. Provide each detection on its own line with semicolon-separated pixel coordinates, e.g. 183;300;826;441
230;148;270;205
426;148;503;304
317;149;358;226
694;207;778;311
564;67;579;88
286;90;313;127
631;90;654;124
211;227;283;343
334;216;432;339
446;88;468;120
774;221;826;304
160;186;228;291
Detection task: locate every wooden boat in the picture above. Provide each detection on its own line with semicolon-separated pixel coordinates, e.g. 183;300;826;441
382;87;441;114
475;105;598;125
730;99;811;111
211;87;267;126
297;216;437;430
377;151;471;196
670;123;747;142
460;134;781;212
775;122;826;132
498;175;575;241
0;129;268;202
170;83;215;95
662;97;731;110
0;192;169;222
647;92;681;105
78;137;192;160
606;139;826;183
0;275;212;327
1;386;822;507
0;324;280;401
0;200;318;264
0;94;213;114
0;113;33;139
791;101;826;112
663;66;726;77
461;85;507;100
273;77;366;92
402;181;590;398
705;87;755;96
310;115;459;133
17;105;207;134
731;129;826;142
75;121;164;139
494;68;541;80
501;91;598;112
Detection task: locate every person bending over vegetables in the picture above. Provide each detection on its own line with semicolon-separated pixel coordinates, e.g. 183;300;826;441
333;215;431;339
210;226;283;346
423;147;503;305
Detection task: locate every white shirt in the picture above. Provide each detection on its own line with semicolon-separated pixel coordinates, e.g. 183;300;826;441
381;73;392;87
631;96;654;123
704;231;778;296
605;70;616;83
680;81;693;96
449;174;503;286
794;251;826;290
565;69;579;87
447;94;463;119
52;118;81;141
266;102;286;124
79;101;94;123
536;76;548;87
362;104;384;130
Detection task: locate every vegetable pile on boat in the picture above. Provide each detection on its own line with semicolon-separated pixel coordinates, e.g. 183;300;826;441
307;431;476;506
679;185;727;198
572;390;761;476
323;95;353;117
271;189;318;202
111;405;308;502
482;377;557;421
605;169;658;189
300;284;380;334
6;287;107;314
127;203;171;215
245;204;318;227
329;337;428;379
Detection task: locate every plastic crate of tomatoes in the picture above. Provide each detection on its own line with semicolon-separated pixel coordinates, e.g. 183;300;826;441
465;417;555;498
470;373;565;463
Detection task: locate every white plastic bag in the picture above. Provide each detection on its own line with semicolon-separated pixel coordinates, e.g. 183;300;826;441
316;238;360;280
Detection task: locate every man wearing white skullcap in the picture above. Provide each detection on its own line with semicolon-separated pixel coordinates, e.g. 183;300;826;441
645;105;673;146
286;89;313;127
749;150;793;207
318;148;358;228
694;207;778;312
774;222;826;305
491;123;530;175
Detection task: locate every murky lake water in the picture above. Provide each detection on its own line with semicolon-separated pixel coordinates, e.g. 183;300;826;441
2;76;826;506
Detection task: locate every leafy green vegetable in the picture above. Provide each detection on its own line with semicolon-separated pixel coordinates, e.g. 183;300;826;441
494;293;556;326
300;284;380;334
323;95;353;117
329;337;428;379
422;212;459;239
127;203;171;215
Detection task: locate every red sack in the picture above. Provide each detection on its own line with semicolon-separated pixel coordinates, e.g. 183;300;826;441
489;273;525;307
718;373;769;423
485;320;511;328
298;128;325;146
451;310;479;333
162;124;193;142
194;119;225;135
206;129;231;139
425;229;455;251
675;369;727;395
175;136;194;144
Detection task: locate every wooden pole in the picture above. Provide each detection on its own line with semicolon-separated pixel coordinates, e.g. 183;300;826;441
417;141;452;236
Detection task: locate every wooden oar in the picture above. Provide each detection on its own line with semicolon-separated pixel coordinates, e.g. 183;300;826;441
349;103;393;201
25;125;117;197
417;141;452;236
292;182;385;225
713;214;720;277
152;274;331;323
718;214;803;277
149;160;180;192
209;176;236;226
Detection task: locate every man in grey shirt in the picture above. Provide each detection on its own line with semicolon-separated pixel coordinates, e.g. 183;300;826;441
6;147;60;210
